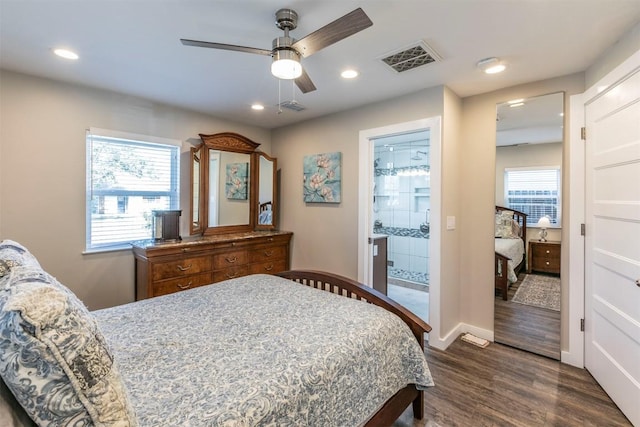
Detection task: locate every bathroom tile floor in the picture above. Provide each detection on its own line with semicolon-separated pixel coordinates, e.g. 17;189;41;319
387;284;429;323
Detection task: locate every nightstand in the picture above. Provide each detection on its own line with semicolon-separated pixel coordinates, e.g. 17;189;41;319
528;240;561;275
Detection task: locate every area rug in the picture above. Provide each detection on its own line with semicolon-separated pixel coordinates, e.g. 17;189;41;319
512;274;560;311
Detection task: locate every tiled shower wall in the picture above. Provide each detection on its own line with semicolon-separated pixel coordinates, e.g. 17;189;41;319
373;141;430;285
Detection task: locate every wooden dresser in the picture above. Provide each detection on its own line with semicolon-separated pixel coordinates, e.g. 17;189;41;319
132;231;292;300
528;240;561;275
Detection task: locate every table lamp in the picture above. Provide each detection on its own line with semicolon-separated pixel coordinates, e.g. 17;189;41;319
537;216;551;242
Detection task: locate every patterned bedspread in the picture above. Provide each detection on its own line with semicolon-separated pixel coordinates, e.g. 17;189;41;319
495;238;525;283
93;274;433;426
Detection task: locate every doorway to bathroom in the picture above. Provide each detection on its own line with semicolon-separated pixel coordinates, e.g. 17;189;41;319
371;131;431;322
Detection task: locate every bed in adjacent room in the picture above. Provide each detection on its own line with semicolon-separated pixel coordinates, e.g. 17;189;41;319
0;240;433;426
494;206;527;300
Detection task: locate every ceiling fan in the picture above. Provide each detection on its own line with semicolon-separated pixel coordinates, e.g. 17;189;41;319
180;7;373;94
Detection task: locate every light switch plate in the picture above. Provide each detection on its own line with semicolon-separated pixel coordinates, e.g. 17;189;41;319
446;216;456;230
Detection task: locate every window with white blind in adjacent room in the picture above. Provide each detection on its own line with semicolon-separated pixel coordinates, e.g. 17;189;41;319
86;128;180;252
504;167;561;227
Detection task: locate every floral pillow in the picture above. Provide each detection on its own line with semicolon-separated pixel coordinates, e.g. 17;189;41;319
0;379;35;427
0;240;41;280
0;264;137;427
495;210;520;239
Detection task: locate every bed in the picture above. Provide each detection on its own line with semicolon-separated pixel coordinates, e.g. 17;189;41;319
494;206;527;300
0;240;433;427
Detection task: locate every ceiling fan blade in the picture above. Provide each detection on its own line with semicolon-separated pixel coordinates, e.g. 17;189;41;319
291;8;373;58
295;69;316;93
180;39;271;56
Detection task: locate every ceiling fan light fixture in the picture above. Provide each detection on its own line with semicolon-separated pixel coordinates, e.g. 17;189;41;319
477;57;506;74
271;49;302;80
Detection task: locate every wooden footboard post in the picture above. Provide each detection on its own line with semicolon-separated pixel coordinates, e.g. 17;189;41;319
412;390;424;419
495;253;510;300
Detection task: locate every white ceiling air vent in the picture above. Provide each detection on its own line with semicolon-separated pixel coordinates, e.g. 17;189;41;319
380;41;442;73
278;100;306;112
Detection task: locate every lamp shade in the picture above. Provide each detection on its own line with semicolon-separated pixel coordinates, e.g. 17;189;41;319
271;49;302;80
537;216;551;228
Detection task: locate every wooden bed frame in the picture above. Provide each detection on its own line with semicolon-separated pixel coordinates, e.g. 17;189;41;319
276;270;432;425
495;206;527;300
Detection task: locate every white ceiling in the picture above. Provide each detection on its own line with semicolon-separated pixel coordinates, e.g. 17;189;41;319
1;1;639;130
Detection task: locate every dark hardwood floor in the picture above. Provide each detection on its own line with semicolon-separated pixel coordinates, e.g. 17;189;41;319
394;337;631;426
494;273;561;359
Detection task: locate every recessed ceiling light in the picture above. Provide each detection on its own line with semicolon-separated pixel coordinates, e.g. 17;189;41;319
477;57;506;74
507;99;524;104
53;48;79;60
251;104;265;111
341;69;358;79
509;102;525;108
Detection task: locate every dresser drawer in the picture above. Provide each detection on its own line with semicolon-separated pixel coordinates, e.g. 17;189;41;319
213;266;249;282
249;245;287;263
249;259;287;275
152;272;213;297
152;256;212;281
213;250;249;270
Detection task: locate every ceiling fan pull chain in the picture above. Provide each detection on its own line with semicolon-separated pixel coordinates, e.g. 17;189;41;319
277;79;283;114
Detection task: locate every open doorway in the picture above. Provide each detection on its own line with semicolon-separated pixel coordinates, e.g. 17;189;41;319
371;131;431;322
358;117;441;336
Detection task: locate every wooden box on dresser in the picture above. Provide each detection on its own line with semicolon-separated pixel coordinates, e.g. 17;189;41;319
133;231;293;300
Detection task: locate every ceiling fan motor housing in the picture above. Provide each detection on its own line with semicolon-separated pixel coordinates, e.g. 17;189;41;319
275;9;298;31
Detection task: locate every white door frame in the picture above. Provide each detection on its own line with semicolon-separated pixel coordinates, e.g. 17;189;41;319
358;116;442;344
565;93;585;368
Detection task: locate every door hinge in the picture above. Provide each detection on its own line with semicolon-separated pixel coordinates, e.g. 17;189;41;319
581;127;586;140
581;223;586;236
580;318;585;332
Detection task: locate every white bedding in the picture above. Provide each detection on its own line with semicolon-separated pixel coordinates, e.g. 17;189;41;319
495;238;525;283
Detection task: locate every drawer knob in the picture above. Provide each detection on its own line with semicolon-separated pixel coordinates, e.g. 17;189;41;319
264;263;274;271
176;281;192;290
546;250;550;254
264;250;274;257
177;264;192;271
225;256;238;263
546;261;550;265
268;237;274;242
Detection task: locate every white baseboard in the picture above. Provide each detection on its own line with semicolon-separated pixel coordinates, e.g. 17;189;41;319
561;350;584;368
428;322;494;350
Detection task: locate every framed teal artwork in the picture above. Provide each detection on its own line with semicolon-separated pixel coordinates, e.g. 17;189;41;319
303;152;341;203
226;162;248;200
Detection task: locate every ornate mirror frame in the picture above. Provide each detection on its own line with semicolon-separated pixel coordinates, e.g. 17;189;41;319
190;132;278;235
255;152;278;231
191;132;260;236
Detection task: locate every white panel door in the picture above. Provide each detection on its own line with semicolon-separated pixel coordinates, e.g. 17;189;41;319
585;60;640;426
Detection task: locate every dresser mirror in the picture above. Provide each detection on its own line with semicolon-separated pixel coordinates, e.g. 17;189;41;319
256;152;277;230
190;145;203;235
191;132;278;235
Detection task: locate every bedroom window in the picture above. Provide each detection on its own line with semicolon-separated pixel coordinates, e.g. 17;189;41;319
86;128;180;252
504;167;561;227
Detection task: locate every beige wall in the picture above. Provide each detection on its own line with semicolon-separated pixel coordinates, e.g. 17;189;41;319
496;142;563;245
440;86;463;337
459;73;584;347
0;70;270;310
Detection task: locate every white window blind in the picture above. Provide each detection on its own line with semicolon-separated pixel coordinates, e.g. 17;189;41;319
86;130;180;251
504;167;561;227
